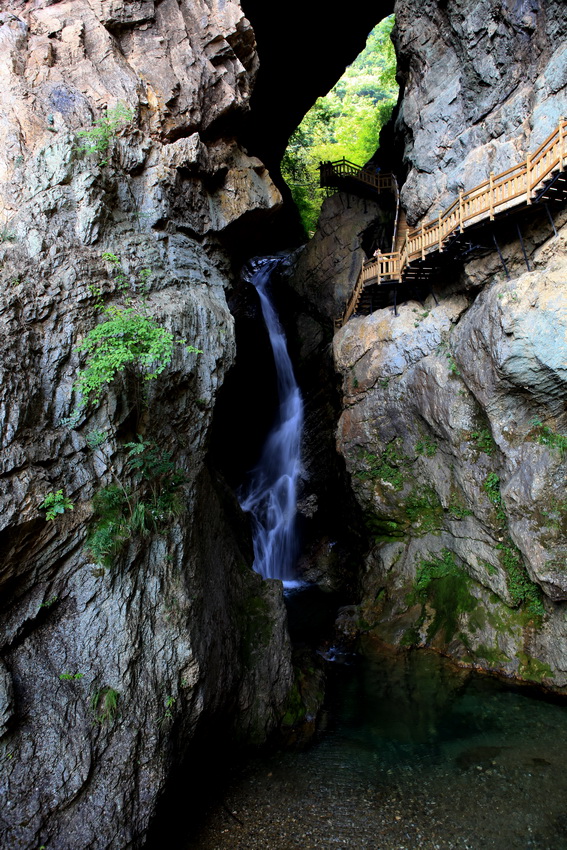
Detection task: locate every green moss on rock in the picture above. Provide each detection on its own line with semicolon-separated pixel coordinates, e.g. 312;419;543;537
516;652;555;683
411;549;478;644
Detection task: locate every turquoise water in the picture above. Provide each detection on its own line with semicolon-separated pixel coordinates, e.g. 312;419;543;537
188;648;567;849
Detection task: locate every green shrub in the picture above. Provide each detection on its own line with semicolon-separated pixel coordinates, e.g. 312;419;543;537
471;427;495;455
74;253;201;410
91;687;120;724
415;437;438;457
355;440;410;490
75;306;178;407
75;103;134;164
40;490;74;520
483;472;507;526
86;440;186;568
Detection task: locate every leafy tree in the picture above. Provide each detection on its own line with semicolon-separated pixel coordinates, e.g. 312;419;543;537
282;15;398;233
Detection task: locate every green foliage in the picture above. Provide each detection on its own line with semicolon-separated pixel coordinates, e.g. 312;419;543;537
282;15;398;232
411;549;477;643
497;541;544;621
86;485;131;567
438;340;461;376
86;440;186;567
158;695;176;726
75;306;177;407
0;229;16;243
481;471;544;623
40;595;58;608
516;652;554;683
74;253;201;410
448;501;473;519
412;549;462;601
86;429;108;450
355;439;410;490
471;427;495;455
415;437;438;457
40;490;74;520
483;472;507;526
91;686;120;724
59;672;84;681
404;486;443;534
533;423;567;458
480;559;497;576
75;103;134;164
541;498;567;532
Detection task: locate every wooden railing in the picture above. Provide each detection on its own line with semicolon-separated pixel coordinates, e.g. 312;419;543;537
319;159;397;194
334;118;567;328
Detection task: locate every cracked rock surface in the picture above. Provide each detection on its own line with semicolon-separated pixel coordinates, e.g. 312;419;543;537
0;2;292;848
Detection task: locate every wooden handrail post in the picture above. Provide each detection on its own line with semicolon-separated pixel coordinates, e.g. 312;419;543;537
526;152;532;204
489;171;494;220
421;221;425;260
374;249;382;283
438;211;442;252
459;190;464;231
560;117;565;168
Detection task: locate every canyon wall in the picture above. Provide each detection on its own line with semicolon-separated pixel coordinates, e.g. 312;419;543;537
0;3;292;848
291;0;567;689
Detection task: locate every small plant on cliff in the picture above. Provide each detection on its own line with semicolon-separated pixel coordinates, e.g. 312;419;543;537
75;103;134;165
40;490;74;520
86;439;186;567
482;473;544;622
531;421;567;459
471;427;495;456
158;695;176;726
355;440;410;490
74;253;201;410
91;686;120;725
497;541;544;621
75;306;178;407
483;472;507;526
415;437;438;457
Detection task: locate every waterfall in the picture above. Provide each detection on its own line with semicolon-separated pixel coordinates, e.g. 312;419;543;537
240;258;304;586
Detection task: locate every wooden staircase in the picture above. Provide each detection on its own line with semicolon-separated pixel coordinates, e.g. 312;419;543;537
328;118;567;329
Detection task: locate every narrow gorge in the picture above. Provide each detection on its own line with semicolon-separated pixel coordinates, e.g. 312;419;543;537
0;1;566;849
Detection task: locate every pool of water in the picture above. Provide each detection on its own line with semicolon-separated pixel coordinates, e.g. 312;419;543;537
186;646;567;850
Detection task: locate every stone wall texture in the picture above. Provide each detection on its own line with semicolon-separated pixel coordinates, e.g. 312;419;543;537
290;0;567;691
0;3;292;848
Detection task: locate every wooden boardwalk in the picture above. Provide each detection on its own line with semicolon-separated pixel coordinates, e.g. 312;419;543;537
321;119;567;328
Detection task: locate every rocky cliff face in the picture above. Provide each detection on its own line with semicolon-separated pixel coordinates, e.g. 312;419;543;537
289;0;567;689
0;3;292;848
394;0;567;222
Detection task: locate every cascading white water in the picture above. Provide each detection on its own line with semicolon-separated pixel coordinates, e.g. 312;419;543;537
240;258;304;585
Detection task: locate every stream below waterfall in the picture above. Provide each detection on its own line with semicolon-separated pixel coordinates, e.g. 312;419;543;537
181;261;567;850
186;631;567;850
